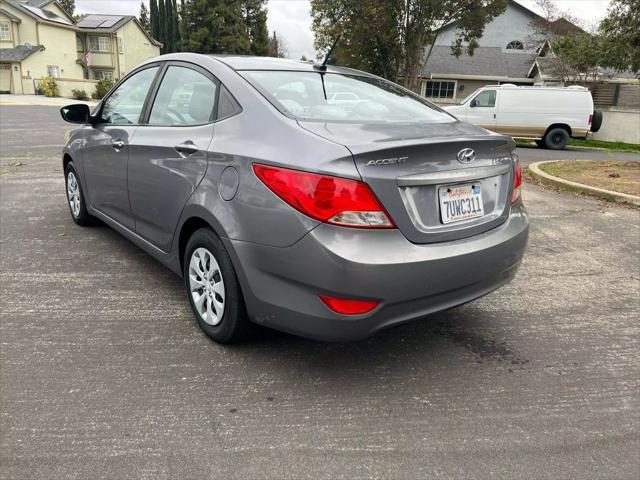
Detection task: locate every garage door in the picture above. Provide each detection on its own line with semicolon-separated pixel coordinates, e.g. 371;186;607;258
0;64;11;93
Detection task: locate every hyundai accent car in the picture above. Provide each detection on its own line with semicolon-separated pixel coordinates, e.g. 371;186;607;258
60;54;529;343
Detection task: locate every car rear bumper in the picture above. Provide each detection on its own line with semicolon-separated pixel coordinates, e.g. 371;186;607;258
226;203;529;341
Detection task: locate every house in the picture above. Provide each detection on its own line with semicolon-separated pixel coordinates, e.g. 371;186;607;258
420;0;577;103
0;0;160;97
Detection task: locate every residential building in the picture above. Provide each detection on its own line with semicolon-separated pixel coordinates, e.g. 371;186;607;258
420;0;589;104
0;0;160;97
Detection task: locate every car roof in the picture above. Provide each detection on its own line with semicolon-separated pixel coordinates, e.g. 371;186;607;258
207;55;375;77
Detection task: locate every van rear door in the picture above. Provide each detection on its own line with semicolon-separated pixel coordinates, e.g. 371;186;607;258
466;89;498;131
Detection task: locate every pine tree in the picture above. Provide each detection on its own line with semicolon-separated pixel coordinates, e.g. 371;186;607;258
244;0;269;56
139;1;151;34
58;0;75;17
182;0;250;54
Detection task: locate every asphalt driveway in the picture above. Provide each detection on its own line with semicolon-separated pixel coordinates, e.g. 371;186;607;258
1;105;639;479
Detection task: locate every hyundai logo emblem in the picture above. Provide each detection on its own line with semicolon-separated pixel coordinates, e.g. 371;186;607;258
457;148;476;164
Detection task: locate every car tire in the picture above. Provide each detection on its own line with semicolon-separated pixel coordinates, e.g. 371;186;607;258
535;140;545;148
64;161;95;226
543;127;570;150
184;228;250;344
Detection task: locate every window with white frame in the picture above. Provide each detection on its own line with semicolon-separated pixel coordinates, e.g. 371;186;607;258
424;80;455;99
0;22;11;41
76;36;83;52
90;36;110;52
116;36;123;54
47;65;60;78
92;70;114;81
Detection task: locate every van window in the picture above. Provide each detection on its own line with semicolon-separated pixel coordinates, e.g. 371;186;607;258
472;90;496;108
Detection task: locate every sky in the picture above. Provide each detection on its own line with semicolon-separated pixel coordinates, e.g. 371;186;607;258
75;0;613;61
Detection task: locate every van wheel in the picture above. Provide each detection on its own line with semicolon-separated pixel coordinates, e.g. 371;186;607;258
543;127;570;150
184;228;250;344
535;140;545;148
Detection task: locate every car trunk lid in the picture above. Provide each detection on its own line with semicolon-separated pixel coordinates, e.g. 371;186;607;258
299;120;516;243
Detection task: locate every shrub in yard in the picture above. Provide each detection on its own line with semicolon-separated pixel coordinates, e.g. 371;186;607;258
71;89;89;100
41;76;58;97
93;78;114;100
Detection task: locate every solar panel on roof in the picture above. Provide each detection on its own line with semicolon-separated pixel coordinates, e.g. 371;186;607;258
99;18;121;28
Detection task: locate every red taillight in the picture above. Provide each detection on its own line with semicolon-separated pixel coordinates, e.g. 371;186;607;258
588;114;593;125
512;158;522;204
253;164;395;228
319;295;380;315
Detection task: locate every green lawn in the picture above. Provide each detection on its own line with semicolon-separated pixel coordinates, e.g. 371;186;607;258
567;139;640;153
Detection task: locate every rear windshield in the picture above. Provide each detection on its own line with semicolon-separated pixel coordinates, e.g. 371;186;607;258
240;70;454;124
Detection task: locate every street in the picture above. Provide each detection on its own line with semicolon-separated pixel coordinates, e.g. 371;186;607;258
1;105;639;479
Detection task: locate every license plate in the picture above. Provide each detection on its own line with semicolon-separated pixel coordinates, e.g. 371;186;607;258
439;183;484;224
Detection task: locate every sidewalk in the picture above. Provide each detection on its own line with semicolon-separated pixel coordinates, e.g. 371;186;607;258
0;94;97;107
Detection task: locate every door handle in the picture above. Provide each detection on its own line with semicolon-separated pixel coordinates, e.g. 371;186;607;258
112;139;125;150
175;141;199;157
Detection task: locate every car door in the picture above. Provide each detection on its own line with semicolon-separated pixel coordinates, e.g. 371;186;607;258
82;65;160;230
466;89;498;131
127;63;218;252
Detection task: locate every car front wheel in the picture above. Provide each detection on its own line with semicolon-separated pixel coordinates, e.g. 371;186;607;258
184;228;250;344
64;162;95;226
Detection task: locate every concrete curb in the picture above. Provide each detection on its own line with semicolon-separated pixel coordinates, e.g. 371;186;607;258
528;160;640;206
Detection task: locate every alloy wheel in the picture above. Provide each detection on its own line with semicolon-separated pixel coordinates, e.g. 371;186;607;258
189;247;226;326
66;171;81;218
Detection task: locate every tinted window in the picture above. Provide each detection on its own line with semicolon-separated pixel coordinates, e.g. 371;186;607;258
217;85;241;119
149;66;217;125
101;67;158;125
241;71;453;124
473;90;496;107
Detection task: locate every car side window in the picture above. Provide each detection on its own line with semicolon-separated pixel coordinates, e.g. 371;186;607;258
149;66;218;126
100;66;159;125
217;84;241;120
473;90;496;108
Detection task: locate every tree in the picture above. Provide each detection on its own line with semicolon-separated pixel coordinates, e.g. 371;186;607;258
243;0;269;55
599;0;640;77
58;0;75;17
311;0;507;91
268;31;288;58
150;0;160;42
550;33;604;83
158;0;166;52
165;0;174;52
182;0;250;54
139;1;151;34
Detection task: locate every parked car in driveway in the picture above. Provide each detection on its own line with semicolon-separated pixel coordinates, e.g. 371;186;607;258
444;84;603;150
60;54;529;343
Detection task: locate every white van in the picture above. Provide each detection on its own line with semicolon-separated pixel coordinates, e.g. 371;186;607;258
444;85;602;150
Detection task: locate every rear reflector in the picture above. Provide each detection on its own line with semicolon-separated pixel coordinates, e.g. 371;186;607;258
319;295;380;315
512;157;522;204
253;164;395;228
588;114;593;125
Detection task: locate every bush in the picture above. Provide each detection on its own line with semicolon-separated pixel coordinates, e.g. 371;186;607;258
93;77;115;100
71;89;89;101
41;76;58;97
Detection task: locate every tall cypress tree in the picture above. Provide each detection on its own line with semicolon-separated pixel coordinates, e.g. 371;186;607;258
244;0;269;56
173;0;181;51
165;0;174;52
158;0;166;53
150;0;159;42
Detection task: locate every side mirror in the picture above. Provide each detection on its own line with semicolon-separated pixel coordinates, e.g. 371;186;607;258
470;99;477;108
60;104;91;124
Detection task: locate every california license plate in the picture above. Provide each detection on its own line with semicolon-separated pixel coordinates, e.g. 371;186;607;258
439;183;484;224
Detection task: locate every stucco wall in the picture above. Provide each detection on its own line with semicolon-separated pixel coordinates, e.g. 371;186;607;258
1;1;37;43
118;21;160;76
436;3;539;50
56;77;98;98
591;108;640;145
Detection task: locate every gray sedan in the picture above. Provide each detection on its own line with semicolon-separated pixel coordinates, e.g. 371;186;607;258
60;54;529;343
